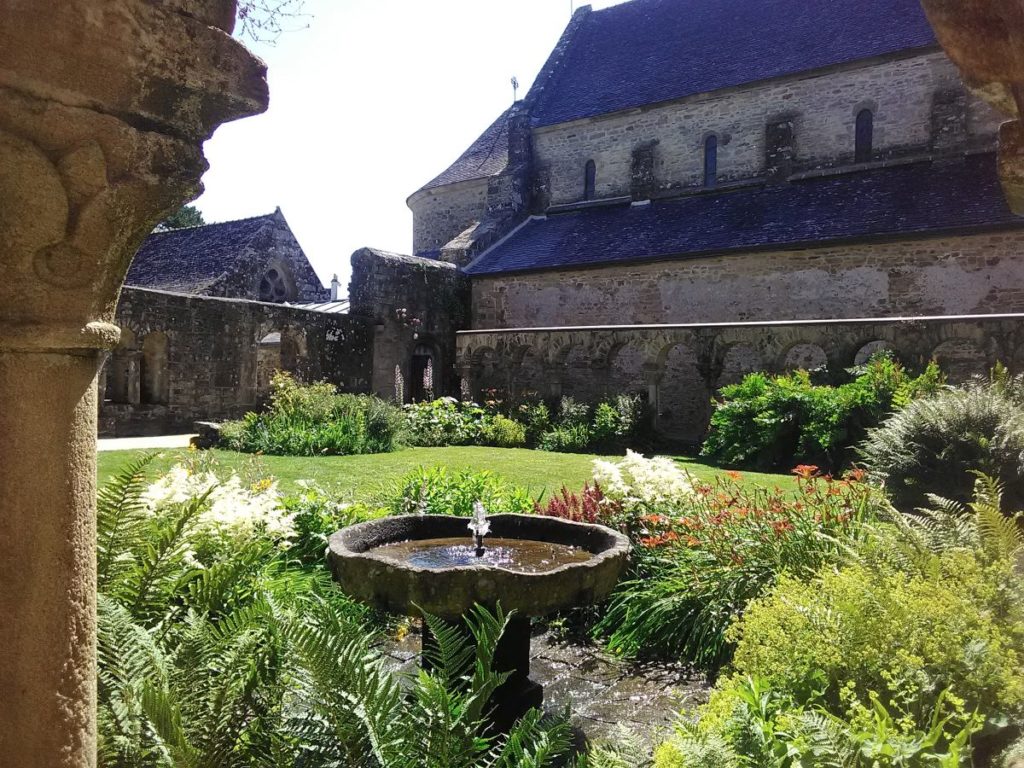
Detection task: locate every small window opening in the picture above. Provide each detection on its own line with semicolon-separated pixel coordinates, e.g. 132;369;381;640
855;109;874;163
703;135;718;188
583;160;596;200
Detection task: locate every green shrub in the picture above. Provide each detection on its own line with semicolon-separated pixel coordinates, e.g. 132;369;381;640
558;396;591;427
403;397;488;446
596;470;880;669
280;483;387;564
388;465;535;517
538;424;593;453
703;355;940;470
481;414;528;447
728;559;1024;733
591;394;645;451
662;677;982;768
517;400;552;445
221;372;405;456
861;375;1024;511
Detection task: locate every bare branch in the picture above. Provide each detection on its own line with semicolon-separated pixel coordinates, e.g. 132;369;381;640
237;0;309;44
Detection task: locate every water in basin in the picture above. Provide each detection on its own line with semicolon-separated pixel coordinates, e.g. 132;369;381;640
370;537;592;573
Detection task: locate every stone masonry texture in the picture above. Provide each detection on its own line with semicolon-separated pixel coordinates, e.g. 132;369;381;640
471;231;1024;329
100;287;372;436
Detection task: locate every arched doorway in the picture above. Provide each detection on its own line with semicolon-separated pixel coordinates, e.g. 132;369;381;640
410;343;436;402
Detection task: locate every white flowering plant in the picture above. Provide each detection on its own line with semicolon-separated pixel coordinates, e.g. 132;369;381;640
142;463;295;563
592;450;695;524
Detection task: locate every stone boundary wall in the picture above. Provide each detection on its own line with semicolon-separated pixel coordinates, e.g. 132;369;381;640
457;313;1024;443
99;287;373;436
471;229;1024;328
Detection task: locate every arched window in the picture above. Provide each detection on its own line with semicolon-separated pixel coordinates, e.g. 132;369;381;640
703;135;718;188
855;109;874;163
140;332;169;405
258;267;292;303
583;160;596;200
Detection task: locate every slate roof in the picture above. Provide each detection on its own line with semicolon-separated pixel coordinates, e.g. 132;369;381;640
530;0;938;127
126;213;277;294
414;108;513;194
464;154;1024;275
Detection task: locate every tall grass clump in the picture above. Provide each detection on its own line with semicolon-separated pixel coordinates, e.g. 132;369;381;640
221;371;405;456
861;366;1024;511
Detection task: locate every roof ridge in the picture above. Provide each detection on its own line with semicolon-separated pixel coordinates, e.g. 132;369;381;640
152;210;278;235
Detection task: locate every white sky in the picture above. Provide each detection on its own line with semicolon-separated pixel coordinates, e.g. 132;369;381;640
195;0;631;291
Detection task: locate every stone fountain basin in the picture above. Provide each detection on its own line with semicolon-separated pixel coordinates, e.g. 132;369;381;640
328;514;630;620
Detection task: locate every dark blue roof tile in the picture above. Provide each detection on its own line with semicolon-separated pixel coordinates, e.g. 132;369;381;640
126;213;276;293
531;0;938;127
464;154;1022;275
415;108;512;193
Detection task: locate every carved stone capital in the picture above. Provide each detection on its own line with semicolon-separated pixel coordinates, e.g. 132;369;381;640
0;0;268;352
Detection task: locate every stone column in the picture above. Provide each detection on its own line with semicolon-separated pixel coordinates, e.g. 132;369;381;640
0;2;267;765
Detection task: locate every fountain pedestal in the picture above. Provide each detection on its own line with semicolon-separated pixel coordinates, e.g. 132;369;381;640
422;614;542;731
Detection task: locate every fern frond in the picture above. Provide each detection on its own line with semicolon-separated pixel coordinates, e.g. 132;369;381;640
98;453;157;589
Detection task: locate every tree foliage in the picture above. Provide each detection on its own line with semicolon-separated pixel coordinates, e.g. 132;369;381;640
156;205;205;232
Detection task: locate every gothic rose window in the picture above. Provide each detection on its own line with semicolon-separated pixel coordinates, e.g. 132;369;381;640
259;267;290;303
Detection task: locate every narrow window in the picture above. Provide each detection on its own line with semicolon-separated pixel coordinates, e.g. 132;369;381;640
703;135;718;188
855;109;874;163
583;159;596;200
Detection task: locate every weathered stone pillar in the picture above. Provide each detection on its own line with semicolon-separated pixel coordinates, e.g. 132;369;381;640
0;2;267;765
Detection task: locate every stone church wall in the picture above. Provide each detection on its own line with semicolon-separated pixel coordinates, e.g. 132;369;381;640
99;287;373;436
534;51;1002;204
471;230;1024;329
458;313;1024;443
409;177;489;257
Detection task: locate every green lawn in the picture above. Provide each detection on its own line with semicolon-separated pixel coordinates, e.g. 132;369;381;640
97;446;796;501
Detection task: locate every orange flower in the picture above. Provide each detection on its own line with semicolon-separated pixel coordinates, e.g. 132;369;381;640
846;468;867;483
726;470;743;481
792;464;820;479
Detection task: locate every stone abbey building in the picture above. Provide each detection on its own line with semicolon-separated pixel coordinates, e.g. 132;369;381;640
374;0;1024;442
106;0;1024;442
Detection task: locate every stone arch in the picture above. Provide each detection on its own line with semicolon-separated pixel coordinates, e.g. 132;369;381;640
140;331;169;405
410;341;438;402
561;344;596;400
932;338;987;383
658;342;711;443
608;340;647;397
782;342;828;373
717;342;763;391
104;327;139;405
853;339;895;366
256;329;283;396
470;346;502;399
513;346;546;401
